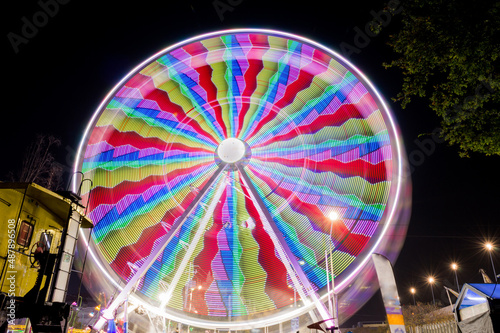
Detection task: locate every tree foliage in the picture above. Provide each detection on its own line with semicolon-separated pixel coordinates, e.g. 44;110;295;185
384;0;500;157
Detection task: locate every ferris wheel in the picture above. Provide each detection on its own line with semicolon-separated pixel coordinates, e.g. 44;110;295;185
74;29;410;330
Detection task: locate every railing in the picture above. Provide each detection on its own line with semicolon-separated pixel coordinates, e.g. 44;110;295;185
406;320;458;333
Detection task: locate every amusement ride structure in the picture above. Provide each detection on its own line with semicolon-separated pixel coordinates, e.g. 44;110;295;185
73;29;411;332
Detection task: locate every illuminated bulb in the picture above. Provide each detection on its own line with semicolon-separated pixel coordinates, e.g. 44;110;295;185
451;263;458;270
485;243;493;251
328;211;339;221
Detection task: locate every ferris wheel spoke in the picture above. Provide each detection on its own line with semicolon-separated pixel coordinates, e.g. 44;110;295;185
159;169;229;309
236;164;332;324
95;163;227;328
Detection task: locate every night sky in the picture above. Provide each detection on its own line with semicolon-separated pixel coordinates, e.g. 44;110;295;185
4;0;500;327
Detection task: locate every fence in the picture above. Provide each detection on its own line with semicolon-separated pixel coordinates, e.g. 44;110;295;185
406;321;458;333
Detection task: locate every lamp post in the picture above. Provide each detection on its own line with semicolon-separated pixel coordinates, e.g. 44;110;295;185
327;211;339;332
485;243;497;282
428;277;436;305
451;263;460;292
410;287;416;306
288;285;296;308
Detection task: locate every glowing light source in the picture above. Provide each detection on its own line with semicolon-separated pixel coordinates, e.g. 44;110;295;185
428;277;436;305
410;287;416;305
217;138;246;163
485;242;497;282
328;211;339;221
451;262;460;292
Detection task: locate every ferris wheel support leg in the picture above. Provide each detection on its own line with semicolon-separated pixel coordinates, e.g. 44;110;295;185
94;164;228;330
237;165;332;326
159;172;228;308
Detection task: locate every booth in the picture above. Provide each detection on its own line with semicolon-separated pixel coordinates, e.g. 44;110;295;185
453;283;500;332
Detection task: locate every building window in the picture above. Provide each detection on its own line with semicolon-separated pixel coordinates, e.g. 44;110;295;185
17;220;34;247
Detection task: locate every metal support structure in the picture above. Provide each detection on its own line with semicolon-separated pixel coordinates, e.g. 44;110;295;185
160;178;227;308
237;164;332;325
454;270;460;293
94;164;227;330
488;251;497;283
123;296;128;333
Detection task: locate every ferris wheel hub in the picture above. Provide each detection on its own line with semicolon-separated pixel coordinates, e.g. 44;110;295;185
216;138;249;164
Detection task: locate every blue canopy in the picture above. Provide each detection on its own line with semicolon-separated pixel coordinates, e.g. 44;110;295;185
457;283;500;311
468;283;500;299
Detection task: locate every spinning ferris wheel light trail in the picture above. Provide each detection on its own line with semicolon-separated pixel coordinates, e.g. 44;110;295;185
73;28;410;331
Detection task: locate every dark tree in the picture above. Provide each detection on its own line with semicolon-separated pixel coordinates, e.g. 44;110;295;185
15;134;64;191
384;0;500;157
403;302;454;327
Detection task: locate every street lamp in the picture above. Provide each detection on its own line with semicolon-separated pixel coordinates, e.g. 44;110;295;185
410;287;416;306
428;277;436;305
485;242;497;282
451;263;460;292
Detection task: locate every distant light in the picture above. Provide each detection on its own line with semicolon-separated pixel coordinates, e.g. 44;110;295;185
198;285;202;290
410;287;416;294
328;211;339;221
485;242;494;251
451;263;458;270
428;277;435;284
298;260;305;265
89;312;94;317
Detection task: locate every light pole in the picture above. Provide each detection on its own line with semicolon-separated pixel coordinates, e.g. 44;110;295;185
451;263;460;292
410;287;416;306
288;284;296;307
485;243;497;282
428;277;436;305
327;211;339;332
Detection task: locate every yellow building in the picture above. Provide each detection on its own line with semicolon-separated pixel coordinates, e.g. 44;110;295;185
0;182;92;332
